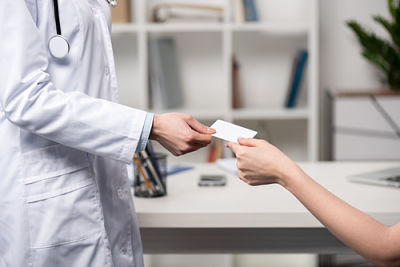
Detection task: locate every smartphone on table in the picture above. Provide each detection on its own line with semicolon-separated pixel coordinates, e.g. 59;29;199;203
198;175;227;187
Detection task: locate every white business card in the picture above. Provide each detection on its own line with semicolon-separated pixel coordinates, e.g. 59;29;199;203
210;120;257;143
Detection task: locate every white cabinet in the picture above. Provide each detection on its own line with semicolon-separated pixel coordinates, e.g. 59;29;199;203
332;91;400;160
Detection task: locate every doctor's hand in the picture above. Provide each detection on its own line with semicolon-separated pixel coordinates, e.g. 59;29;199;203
150;113;215;156
226;138;299;187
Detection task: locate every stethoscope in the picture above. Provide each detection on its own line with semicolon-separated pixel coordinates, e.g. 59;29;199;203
48;0;117;59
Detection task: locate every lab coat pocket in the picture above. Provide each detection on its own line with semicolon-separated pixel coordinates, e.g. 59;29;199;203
21;145;103;249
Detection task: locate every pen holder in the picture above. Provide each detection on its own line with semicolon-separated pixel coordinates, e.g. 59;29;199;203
133;152;167;198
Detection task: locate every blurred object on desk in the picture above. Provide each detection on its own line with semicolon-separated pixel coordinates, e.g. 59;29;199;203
207;139;224;163
167;164;194;176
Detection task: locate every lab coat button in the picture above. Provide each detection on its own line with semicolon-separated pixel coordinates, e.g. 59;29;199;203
121;247;127;255
105;66;110;75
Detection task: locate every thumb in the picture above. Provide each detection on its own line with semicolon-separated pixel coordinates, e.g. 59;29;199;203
238;138;258;147
186;116;215;134
226;141;241;154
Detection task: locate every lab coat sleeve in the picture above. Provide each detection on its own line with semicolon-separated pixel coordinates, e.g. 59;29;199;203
0;1;146;164
135;113;154;153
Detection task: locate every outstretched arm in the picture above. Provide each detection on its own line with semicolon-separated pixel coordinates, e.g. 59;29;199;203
227;138;400;266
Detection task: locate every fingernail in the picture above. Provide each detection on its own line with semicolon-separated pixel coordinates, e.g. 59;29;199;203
208;127;215;133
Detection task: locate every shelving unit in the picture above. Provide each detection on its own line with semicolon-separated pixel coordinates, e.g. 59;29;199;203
111;0;319;162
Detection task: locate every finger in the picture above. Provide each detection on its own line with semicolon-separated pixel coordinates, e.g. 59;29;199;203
238;138;259;147
192;141;210;148
226;142;241;154
238;172;248;184
186;116;215;134
189;130;213;145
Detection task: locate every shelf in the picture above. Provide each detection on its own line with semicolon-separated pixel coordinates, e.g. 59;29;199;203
112;23;139;33
230;22;308;35
149;109;228;120
112;22;308;35
232;108;310;120
146;23;224;33
112;0;319;161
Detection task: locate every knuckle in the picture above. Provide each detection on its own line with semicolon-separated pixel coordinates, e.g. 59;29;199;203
248;181;257;186
236;150;246;159
182;144;192;153
184;114;192;120
185;133;195;142
236;161;243;170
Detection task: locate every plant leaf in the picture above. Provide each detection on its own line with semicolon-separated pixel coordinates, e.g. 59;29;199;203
362;51;390;74
389;0;396;18
373;16;400;48
347;20;400;88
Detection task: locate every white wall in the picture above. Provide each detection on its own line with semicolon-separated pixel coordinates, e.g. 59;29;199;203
319;0;389;159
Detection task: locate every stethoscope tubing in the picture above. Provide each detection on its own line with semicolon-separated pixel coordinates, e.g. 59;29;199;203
49;0;117;59
53;0;62;35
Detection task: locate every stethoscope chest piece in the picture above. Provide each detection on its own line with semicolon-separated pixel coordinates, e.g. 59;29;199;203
106;0;117;7
49;35;70;59
48;0;115;59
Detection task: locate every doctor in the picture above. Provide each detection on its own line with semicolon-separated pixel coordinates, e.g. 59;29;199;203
0;1;214;267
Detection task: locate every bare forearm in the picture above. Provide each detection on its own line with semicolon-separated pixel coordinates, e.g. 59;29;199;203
282;165;398;265
227;138;400;266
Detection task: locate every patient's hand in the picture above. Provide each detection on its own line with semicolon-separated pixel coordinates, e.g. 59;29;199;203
226;138;298;186
150;113;215;156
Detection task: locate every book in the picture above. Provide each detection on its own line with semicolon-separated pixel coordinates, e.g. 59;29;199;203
232;55;242;109
285;50;309;108
149;38;184;109
111;0;131;23
152;3;224;23
243;0;259;22
207;139;224;163
233;0;245;23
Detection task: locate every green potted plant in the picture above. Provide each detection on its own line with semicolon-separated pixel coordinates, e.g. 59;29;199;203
347;0;400;91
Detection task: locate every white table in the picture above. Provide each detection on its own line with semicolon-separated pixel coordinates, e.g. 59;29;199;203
133;162;400;255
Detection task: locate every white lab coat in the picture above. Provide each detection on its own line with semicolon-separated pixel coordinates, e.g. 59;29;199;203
0;1;147;266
